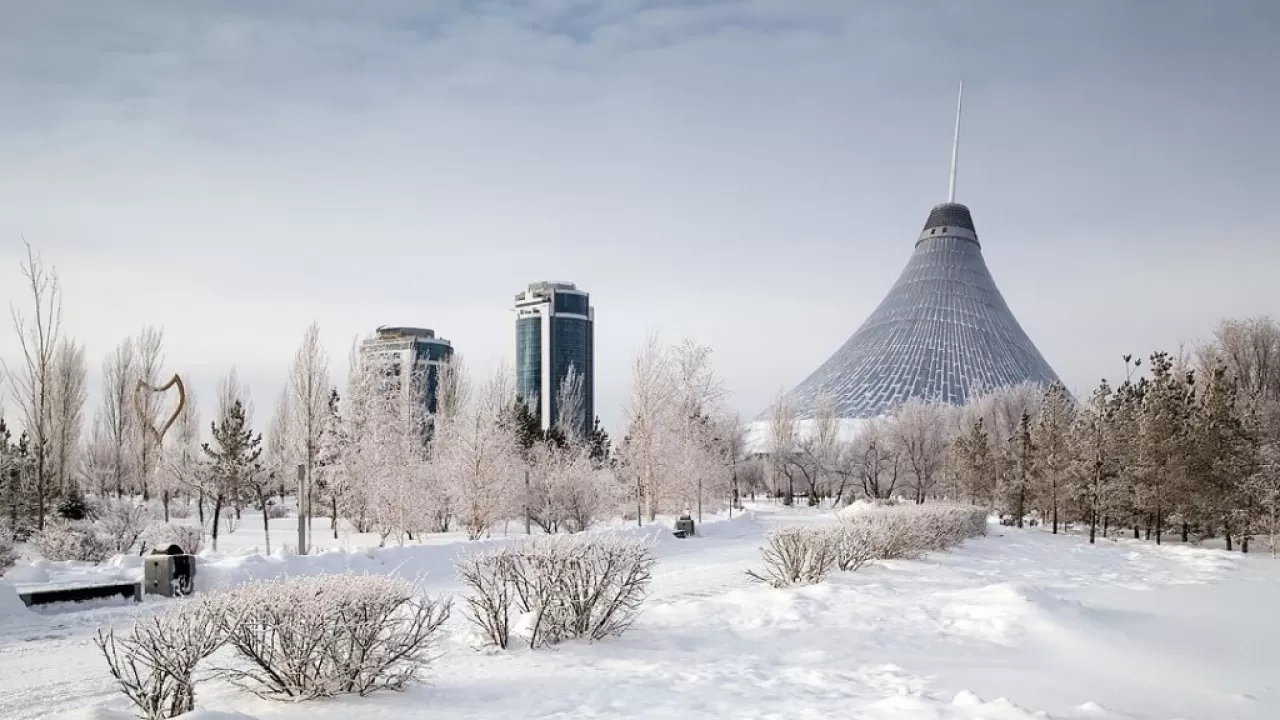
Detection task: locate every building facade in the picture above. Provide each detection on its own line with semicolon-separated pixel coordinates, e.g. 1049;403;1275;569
778;202;1063;420
514;281;594;436
358;326;454;415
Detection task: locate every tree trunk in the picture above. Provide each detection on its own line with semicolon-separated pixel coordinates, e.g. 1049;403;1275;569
162;490;171;523
1181;523;1189;543
331;495;339;539
259;491;271;555
1089;509;1097;544
1134;524;1140;539
211;494;224;552
36;450;46;531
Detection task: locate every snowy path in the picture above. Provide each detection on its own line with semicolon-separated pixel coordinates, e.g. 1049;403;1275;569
2;512;1277;720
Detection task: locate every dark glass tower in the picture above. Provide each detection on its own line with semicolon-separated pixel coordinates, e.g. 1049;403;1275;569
784;202;1062;419
514;281;594;436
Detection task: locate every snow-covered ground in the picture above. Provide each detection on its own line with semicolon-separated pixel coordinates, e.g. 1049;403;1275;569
2;505;1277;720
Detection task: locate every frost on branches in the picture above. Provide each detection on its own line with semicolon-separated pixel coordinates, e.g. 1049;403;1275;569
96;593;230;720
749;504;988;588
218;574;451;700
617;336;734;522
456;534;656;649
432;365;522;540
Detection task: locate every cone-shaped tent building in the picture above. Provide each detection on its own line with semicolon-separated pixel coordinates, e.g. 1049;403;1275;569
784;201;1062;419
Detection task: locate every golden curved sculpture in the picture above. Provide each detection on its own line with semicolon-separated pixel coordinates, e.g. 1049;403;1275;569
133;373;187;445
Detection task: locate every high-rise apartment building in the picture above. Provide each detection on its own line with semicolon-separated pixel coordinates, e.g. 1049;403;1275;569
358;326;454;415
514;281;594;436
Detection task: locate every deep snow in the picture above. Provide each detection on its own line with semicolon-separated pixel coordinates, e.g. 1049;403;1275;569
2;506;1276;720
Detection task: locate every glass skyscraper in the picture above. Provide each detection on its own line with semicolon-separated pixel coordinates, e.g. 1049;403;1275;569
358;326;454;415
514;281;594;436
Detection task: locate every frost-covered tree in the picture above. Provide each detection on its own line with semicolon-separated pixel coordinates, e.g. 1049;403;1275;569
131;327;165;505
101;337;136;498
1031;383;1075;533
889;399;950;504
997;412;1035;527
948;418;993;506
1069;381;1117;543
618;335;679;520
765;390;799;504
7;243;63;529
435;366;520;540
50;338;87;501
289;322;330;533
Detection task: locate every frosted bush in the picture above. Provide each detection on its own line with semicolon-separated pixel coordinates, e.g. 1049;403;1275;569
142;523;205;555
32;520;111;563
747;526;838;587
96;497;155;554
167;499;193;520
456;534;655;649
219;574;451;699
265;502;290;520
755;504;988;588
96;593;232;720
0;524;18;571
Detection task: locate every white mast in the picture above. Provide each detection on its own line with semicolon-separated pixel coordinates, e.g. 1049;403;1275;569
948;80;963;203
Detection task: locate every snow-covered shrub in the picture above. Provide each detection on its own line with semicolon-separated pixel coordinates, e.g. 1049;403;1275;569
32;520;111;563
265;502;289;520
142;523;205;555
839;503;987;560
95;593;232;720
219;574;451;699
456;548;518;649
96;497;155;554
166;500;193;520
747;526;838;587
0;524;18;571
456;534;656;649
830;522;877;572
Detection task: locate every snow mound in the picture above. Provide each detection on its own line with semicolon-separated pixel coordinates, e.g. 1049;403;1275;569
68;710;259;720
3;563;50;583
0;580;33;620
939;582;1113;647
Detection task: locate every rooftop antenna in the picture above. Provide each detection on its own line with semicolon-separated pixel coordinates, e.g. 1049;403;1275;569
948;79;963;203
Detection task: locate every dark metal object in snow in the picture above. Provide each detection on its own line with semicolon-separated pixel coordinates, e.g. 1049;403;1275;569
144;546;196;597
674;515;696;538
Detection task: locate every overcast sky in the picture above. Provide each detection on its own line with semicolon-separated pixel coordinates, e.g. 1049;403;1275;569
1;0;1278;433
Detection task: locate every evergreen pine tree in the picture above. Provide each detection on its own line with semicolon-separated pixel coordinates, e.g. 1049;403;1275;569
202;400;262;551
587;416;612;467
1032;383;1075;533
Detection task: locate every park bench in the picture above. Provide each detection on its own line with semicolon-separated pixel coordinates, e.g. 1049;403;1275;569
17;580;143;607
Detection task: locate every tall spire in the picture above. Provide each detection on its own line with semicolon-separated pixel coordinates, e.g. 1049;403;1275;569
948;80;963;203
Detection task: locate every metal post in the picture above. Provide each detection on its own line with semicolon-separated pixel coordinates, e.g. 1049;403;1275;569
524;468;531;534
697;476;703;523
296;464;307;555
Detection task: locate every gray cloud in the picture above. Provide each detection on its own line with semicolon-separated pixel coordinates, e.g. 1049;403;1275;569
1;0;1277;431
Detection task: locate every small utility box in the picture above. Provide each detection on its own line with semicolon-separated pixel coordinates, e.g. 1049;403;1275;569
673;515;696;538
144;544;196;597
